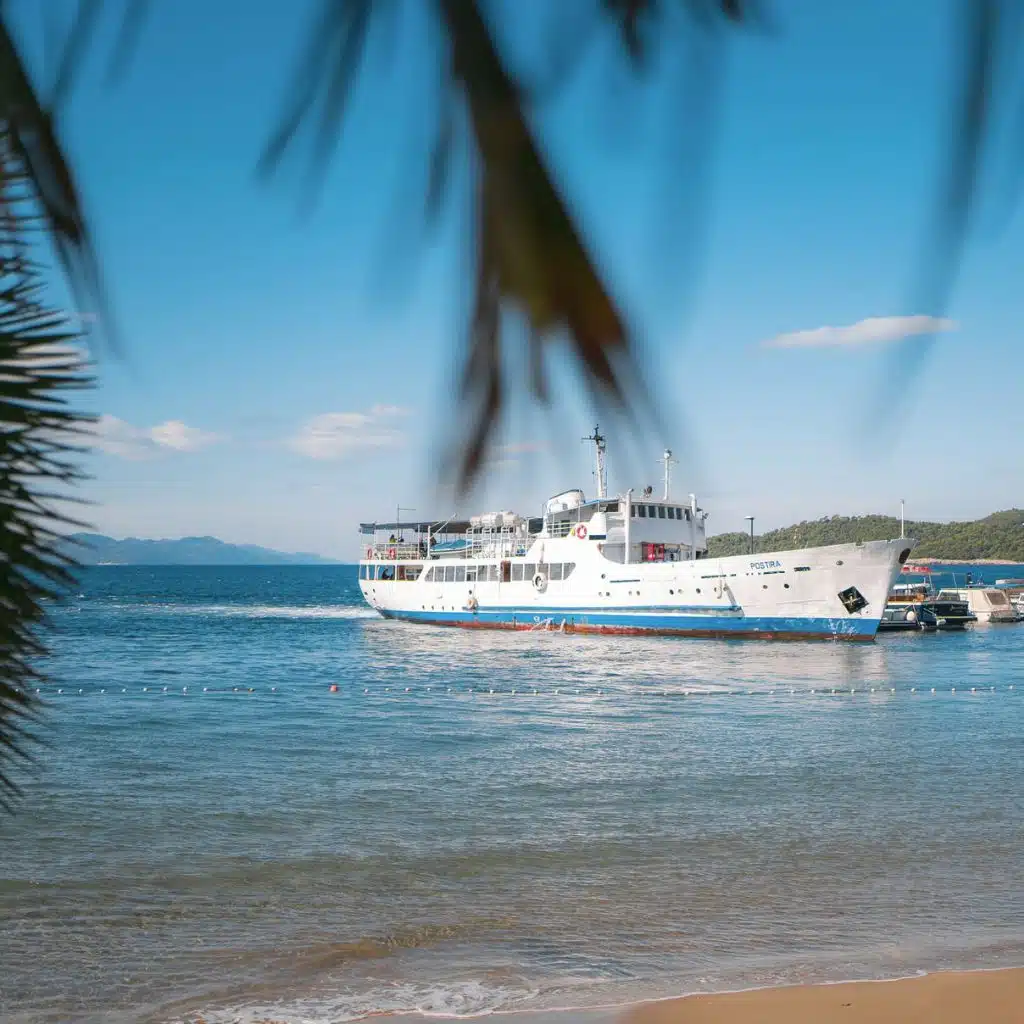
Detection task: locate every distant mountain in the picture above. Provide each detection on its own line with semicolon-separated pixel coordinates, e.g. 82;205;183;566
65;533;340;566
708;510;1024;562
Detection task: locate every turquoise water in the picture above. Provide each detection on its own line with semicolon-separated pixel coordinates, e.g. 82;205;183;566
3;565;1023;1024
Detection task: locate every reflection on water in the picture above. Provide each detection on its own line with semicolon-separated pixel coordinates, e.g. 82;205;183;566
2;567;1023;1024
354;618;900;692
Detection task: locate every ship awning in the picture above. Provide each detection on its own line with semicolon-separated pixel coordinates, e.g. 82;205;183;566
359;520;471;536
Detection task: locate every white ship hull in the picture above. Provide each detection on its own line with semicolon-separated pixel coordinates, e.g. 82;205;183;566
359;538;913;641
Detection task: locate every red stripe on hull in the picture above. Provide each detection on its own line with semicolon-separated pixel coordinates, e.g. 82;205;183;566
378;615;875;642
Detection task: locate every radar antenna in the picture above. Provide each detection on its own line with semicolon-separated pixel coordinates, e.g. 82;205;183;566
582;424;607;499
661;448;678;501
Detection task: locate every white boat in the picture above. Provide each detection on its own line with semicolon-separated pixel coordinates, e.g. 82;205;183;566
935;586;1021;623
994;580;1024;619
357;428;915;641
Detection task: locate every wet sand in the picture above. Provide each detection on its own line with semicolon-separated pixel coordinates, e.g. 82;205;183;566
620;969;1023;1024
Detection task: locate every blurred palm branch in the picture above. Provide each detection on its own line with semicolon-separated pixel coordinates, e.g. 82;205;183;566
0;0;1020;802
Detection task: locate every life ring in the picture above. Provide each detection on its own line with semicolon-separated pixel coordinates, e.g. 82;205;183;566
574;523;588;540
366;547;373;559
532;572;548;593
387;547;396;559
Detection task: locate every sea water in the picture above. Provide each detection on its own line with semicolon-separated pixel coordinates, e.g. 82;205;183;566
2;565;1023;1023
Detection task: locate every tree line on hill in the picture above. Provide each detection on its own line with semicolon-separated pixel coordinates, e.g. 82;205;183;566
707;510;1024;562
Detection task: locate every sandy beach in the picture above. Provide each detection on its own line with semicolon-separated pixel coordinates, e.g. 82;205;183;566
621;969;1023;1024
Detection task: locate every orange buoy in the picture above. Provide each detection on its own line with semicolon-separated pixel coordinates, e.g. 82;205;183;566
329;684;339;693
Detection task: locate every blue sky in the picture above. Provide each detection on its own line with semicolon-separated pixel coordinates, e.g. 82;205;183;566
20;0;1024;559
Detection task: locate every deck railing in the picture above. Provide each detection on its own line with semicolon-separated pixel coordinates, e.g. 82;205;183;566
364;530;534;561
364;541;424;560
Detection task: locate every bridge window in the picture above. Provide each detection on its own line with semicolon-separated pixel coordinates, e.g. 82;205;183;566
638;505;647;518
658;506;666;518
631;506;638;517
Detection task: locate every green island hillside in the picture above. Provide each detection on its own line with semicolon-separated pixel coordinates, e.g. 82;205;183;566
707;510;1024;562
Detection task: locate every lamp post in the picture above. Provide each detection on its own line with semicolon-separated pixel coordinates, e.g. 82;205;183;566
745;516;755;555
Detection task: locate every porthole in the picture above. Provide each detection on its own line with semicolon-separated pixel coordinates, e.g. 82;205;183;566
784;584;790;589
669;589;674;595
696;587;701;594
836;559;844;566
763;584;768;590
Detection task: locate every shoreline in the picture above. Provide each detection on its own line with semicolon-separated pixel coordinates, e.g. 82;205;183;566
914;558;1024;566
617;967;1024;1024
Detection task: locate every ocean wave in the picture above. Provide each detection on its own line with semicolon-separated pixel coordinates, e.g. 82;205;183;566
194;604;379;620
69;602;379;620
181;978;544;1024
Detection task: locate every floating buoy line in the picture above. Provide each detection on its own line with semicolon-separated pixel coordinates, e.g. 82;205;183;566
18;683;1021;700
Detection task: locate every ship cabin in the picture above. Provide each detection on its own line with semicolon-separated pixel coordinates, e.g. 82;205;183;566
538;487;709;564
358;485;710;584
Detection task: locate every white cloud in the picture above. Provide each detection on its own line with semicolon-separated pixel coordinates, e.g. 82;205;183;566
290;406;411;460
90;415;221;459
763;315;958;350
149;420;218;451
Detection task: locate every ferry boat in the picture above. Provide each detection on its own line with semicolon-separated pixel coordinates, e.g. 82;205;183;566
357;428;915;641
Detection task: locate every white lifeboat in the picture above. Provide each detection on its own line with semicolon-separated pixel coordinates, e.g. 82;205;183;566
546;489;584;514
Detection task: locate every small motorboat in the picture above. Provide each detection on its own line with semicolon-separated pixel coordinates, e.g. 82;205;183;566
878;581;976;632
936;586;1021;623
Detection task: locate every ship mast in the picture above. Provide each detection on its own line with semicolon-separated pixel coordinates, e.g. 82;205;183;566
661;448;678;501
582;424;607;499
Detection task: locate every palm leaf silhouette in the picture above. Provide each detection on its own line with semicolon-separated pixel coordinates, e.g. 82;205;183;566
0;18;102;807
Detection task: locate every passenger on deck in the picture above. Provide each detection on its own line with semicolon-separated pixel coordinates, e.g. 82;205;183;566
389;533;397;543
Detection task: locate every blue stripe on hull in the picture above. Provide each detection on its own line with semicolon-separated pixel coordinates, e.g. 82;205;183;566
375;607;879;640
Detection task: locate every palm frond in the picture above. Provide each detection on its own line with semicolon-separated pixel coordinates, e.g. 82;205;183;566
0;12;115;349
0;14;100;808
0;245;93;808
879;0;1023;420
260;0;769;494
